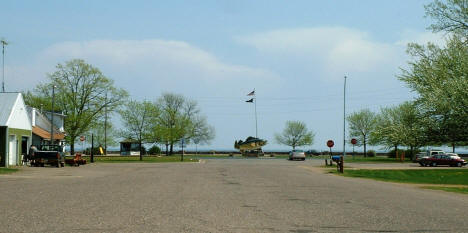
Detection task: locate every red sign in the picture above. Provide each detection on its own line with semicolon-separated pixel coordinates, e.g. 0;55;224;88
80;136;85;142
351;138;357;145
327;140;334;148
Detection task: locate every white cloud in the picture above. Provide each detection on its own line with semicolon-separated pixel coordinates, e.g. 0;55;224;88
237;27;399;76
7;39;281;98
395;30;448;47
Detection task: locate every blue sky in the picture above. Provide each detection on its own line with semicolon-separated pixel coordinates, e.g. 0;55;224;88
1;0;447;151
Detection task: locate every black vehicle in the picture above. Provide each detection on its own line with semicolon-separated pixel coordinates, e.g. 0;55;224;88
30;145;65;167
305;149;320;156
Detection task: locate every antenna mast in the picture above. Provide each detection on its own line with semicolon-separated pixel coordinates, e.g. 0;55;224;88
1;39;8;93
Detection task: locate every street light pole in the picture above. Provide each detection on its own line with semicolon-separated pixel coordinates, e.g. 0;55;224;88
343;76;347;158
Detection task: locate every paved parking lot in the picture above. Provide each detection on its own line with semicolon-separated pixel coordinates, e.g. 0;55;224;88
1;159;467;232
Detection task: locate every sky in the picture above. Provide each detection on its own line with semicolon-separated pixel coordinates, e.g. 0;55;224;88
0;0;448;152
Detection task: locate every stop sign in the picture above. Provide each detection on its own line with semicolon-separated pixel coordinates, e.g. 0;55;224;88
351;138;357;145
327;140;334;148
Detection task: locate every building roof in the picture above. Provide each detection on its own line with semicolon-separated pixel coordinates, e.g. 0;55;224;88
0;92;21;126
32;126;65;140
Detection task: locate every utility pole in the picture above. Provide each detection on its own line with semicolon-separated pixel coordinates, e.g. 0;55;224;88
51;85;56;145
343;76;347;158
1;39;8;93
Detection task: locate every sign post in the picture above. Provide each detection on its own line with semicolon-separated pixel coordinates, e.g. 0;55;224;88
80;136;85;154
327;140;334;166
351;138;357;160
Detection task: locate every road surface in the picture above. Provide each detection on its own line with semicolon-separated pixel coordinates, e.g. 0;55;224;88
1;158;467;232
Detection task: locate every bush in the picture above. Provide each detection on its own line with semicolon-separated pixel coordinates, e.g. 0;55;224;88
148;145;161;155
367;150;376;157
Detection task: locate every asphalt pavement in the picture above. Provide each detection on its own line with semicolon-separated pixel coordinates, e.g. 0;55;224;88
0;158;467;233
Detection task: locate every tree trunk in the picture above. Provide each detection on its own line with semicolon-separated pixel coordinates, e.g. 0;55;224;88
452;143;455;153
394;145;398;158
70;143;75;155
139;141;142;161
170;143;173;155
363;138;367;158
165;143;169;156
410;146;414;160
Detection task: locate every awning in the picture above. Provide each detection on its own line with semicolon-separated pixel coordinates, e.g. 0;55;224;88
32;126;65;140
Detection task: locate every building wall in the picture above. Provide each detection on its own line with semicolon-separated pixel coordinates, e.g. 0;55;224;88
0;126;6;167
6;128;32;167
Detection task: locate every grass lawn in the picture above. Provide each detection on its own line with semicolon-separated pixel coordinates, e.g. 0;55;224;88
0;168;19;174
344;156;411;163
423;186;468;194
332;169;468;185
328;168;468;194
81;156;199;163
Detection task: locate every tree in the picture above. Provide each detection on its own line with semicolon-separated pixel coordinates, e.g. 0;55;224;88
91;117;118;151
398;35;468;152
392;102;428;159
119;100;159;161
24;59;128;154
190;116;215;154
347;109;377;157
154;93;213;155
425;0;468;37
275;121;314;150
370;106;405;154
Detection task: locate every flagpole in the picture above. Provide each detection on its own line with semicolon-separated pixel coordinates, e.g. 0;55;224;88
254;89;257;138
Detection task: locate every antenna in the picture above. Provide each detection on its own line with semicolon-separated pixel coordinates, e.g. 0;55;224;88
1;38;8;93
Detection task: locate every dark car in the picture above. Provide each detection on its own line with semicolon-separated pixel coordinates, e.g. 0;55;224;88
419;154;467;167
305;149;320;156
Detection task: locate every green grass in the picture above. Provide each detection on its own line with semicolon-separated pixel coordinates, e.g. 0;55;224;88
423;186;468;194
80;156;199;163
333;169;468;185
344;156;411;163
0;168;19;174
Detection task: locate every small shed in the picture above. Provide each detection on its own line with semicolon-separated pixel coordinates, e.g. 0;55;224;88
120;139;140;156
0;93;32;167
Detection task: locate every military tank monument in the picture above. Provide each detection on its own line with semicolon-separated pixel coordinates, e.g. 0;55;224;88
234;136;267;157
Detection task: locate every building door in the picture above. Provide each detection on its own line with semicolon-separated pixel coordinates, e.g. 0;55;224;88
22;136;29;164
8;135;17;166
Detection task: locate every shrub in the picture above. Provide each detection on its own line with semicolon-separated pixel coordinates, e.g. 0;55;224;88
367;150;376;157
148;145;161;155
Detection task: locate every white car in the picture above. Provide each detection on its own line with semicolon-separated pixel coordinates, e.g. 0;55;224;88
445;153;461;159
289;150;306;161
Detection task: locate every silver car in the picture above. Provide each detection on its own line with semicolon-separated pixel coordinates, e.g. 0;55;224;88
289;150;306;161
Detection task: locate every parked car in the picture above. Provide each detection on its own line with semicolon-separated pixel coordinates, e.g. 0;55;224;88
445;152;461;159
419;154;467;167
413;150;445;163
305;149;320;156
289;150;306;161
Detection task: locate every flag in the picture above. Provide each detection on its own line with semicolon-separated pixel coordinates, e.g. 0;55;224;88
245;98;254;103
247;90;255;96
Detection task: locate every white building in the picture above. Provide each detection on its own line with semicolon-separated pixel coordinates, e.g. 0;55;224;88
0;93;32;167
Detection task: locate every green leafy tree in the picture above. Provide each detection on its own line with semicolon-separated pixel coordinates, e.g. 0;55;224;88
24;59;128;154
371;106;405;154
154;93;213;155
190;116;215;154
425;0;468;37
119;100;159;161
398;35;468;152
394;102;427;159
347;109;377;157
275;121;315;150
